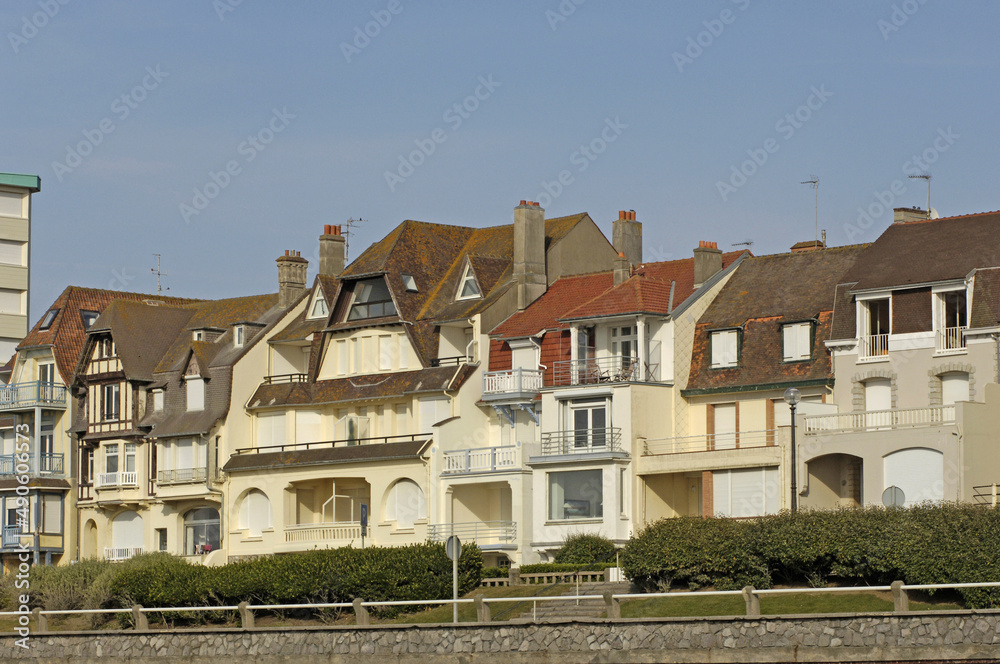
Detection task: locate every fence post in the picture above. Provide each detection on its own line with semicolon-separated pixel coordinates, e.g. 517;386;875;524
603;591;620;620
353;598;370;626
32;608;47;632
131;605;149;631
891;580;909;612
741;586;760;618
238;601;254;629
509;567;521;586
475;595;491;623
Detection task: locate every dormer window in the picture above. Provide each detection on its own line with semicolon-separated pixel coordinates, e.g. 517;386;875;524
308;294;329;320
152;389;164;412
193;330;204;342
347;277;397;320
710;329;739;368
186;377;204;411
402;274;418;292
99;339;116;358
456;264;481;300
80;310;99;329
782;322;812;362
39;309;58;330
234;325;245;348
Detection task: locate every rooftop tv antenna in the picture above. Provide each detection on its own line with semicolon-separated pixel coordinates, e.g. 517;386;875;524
800;175;819;243
343;217;367;262
151;254;169;293
732;240;754;251
908;173;931;218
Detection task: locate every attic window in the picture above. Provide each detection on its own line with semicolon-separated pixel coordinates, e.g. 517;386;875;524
193;331;204;342
39;309;58;330
80;310;99;330
456;264;481;300
402;274;418;292
347;277;397;320
710;329;739;368
234;325;245;348
308;294;329;320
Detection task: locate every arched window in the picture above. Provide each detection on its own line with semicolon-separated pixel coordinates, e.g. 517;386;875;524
238;490;272;538
184;507;220;555
940;372;970;405
385;479;426;529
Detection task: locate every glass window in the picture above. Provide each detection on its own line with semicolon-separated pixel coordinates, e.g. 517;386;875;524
308;295;329;319
39;309;58;330
234;325;245;348
710;330;738;368
402;274;418;292
124;443;136;473
184;507;220;555
571;400;607;449
156;528;167;552
105;443;119;474
548;470;603;520
348;278;397;320
456;264;481;300
102;384;121;420
80;310;99;329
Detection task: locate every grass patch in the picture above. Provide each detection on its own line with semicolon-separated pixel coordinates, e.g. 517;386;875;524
621;589;964;619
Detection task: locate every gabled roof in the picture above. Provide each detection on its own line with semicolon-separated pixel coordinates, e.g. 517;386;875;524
18;286;199;384
839;211;1000;292
491;272;615;339
561;276;676;321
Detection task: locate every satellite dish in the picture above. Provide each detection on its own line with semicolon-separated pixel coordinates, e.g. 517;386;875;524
882;485;905;507
929;207;940;219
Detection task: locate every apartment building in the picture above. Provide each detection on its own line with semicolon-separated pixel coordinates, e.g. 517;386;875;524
673;242;867;520
223;203;616;566
0;286;197;570
489;212;747;560
803;209;1000;509
0;173;39;366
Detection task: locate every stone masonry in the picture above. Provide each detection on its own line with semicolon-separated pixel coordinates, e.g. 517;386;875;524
2;611;1000;663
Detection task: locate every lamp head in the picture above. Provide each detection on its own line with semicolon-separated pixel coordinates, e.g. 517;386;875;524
783;387;801;406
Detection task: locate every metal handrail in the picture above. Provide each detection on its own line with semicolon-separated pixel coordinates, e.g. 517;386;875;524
552;356;644;386
0;453;65;476
427;521;516;543
540;427;623;455
642;429;776;456
0;380;68;409
262;374;308;384
803;405;956;434
234;432;432;455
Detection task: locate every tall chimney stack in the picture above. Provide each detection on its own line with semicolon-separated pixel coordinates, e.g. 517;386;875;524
319;224;346;276
613;252;631;286
276;250;308;307
513;200;547;310
692;241;722;288
613;209;643;267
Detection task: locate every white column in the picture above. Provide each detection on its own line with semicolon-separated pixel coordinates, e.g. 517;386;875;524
636;318;646;380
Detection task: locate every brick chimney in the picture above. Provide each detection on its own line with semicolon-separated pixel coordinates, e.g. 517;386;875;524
693;241;722;288
790;240;824;253
613;209;642;267
893;207;929;223
614;252;631;286
513;200;547;310
319;224;346;276
276;250;308;307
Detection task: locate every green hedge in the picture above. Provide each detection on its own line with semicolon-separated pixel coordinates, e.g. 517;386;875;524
481;566;508;579
520;563;609;574
621;504;1000;608
552;533;617;565
22;542;483;619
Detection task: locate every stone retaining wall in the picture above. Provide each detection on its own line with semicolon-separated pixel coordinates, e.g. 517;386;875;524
3;611;1000;663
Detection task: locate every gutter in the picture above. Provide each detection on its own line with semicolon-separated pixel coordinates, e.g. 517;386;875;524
681;377;832;398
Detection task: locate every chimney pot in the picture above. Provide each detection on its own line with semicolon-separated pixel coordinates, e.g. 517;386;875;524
612;209;642;268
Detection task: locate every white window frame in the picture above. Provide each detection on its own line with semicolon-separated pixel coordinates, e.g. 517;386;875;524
233;325;245;348
186;377;205;412
710;329;739;368
782;321;812;362
456;263;481;300
307;290;329;320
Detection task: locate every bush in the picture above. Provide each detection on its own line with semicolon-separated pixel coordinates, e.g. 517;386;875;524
552;533;617;565
520;563;609;574
481;566;508;580
621;504;1000;607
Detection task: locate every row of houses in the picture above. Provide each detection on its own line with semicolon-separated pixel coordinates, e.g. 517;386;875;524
3;201;1000;572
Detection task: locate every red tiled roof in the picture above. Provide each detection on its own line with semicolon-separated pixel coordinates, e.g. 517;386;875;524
490;272;614;339
561;276;676;321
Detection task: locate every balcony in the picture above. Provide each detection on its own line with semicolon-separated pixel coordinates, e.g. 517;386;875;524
481;368;543;401
262;373;308;384
539;427;624;456
95;471;139;488
427;521;517;549
552;356;657;387
104;546;143;562
0;381;67;411
2;526;26;548
157;467;208;485
858;334;889;361
642;429;776;456
443;445;518;475
284;521;367;544
804;405;956;435
0;453;64;476
936;326;967;354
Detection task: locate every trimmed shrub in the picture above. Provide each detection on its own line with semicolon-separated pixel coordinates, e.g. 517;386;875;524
520;563;609;574
552;533;617;565
481;566;508;579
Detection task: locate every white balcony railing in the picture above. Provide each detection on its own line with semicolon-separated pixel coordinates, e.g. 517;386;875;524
936;326;967;352
427;521;516;546
157;467;208;485
443;445;518;474
0;381;68;411
481;369;544;397
284;522;366;544
858;333;889;360
96;471;138;488
104;546;144;562
642;429;776;456
804;405;956;435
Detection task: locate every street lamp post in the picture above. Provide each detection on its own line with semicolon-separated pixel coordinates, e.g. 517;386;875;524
783;388;801;513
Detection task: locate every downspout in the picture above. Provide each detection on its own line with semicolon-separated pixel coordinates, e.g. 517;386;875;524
994;333;1000;384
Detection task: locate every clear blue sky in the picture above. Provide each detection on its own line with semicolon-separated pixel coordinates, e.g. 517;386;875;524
3;1;998;320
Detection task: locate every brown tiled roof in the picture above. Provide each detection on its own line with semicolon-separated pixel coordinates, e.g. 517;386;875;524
223;438;430;472
839;211;1000;292
686;245;868;393
86;300;197;382
490;272;614;339
247;365;473;409
19;286;200;385
970;267;1000;328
